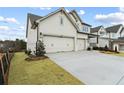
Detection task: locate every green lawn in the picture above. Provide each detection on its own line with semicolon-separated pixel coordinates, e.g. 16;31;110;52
8;52;83;85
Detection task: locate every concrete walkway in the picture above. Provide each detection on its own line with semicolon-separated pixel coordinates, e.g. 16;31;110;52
47;51;124;85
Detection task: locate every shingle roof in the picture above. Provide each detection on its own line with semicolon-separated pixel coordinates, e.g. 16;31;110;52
28;13;43;25
90;26;103;33
82;22;91;27
26;13;43;37
69;10;83;23
106;24;122;33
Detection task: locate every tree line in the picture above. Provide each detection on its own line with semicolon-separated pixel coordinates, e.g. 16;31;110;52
0;39;26;52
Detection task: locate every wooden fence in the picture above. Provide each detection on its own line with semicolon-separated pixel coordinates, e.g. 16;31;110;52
0;52;14;85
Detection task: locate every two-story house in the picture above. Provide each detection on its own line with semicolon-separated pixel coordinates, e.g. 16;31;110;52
90;24;124;52
90;26;109;47
106;24;124;52
26;7;94;54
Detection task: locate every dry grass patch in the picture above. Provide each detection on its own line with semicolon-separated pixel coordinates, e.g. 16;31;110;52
8;52;83;85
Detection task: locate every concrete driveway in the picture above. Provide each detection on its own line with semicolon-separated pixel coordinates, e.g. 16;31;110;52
47;51;124;85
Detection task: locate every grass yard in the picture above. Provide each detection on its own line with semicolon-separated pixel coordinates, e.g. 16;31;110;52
8;52;83;85
100;51;124;57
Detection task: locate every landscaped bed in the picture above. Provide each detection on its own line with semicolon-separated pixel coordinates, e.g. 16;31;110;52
8;52;83;85
100;51;124;57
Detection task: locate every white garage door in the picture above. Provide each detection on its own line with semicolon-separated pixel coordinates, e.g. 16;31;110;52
119;45;124;51
43;36;74;53
77;39;85;51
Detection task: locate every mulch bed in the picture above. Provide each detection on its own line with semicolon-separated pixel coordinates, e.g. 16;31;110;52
25;55;49;61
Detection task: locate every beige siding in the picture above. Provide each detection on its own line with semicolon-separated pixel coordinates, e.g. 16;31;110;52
98;38;109;47
27;10;89;53
27;19;37;54
77;33;88;39
89;37;97;43
39;12;76;37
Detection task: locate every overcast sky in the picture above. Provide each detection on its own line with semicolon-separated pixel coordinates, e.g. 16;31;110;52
0;7;123;40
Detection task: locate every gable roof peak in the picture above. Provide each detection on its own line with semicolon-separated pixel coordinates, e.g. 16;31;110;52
27;13;42;25
69;9;83;23
90;25;104;33
106;24;123;33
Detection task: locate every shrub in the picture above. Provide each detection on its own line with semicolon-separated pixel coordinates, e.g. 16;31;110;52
99;47;104;51
25;49;31;55
92;47;99;50
35;40;46;56
104;45;108;51
114;46;118;52
25;50;27;54
87;47;91;51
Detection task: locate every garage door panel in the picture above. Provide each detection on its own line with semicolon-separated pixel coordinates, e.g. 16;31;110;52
77;39;85;50
43;36;74;53
119;45;124;51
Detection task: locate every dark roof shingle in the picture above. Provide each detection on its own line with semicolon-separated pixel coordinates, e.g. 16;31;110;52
90;26;103;33
26;13;43;37
28;13;43;25
106;24;122;33
82;22;91;27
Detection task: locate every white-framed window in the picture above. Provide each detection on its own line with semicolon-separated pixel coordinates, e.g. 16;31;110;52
82;26;89;32
100;31;105;35
112;33;115;38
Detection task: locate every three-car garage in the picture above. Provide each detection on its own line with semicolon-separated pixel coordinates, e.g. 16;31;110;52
42;34;88;53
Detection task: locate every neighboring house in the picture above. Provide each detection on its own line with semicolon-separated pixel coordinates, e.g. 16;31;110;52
90;26;109;47
91;26;106;37
90;24;124;52
106;24;124;52
26;7;94;54
106;24;123;39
